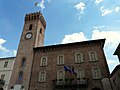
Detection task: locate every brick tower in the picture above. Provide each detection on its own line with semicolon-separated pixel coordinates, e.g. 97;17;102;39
8;11;46;90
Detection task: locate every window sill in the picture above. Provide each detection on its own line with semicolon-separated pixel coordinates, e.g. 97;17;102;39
39;65;48;67
92;78;102;80
75;62;84;64
57;64;65;66
89;60;99;62
38;81;46;83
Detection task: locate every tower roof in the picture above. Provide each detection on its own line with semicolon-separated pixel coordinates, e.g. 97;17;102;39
25;11;46;29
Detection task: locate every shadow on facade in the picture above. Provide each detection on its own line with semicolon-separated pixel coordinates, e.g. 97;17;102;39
0;88;4;90
91;87;101;90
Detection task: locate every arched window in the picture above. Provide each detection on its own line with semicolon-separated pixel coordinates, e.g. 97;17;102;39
57;70;65;85
89;51;98;61
57;55;64;65
18;71;23;81
38;71;46;82
77;69;85;84
40;28;42;34
29;24;32;30
40;56;47;66
21;58;26;67
92;67;102;79
75;52;83;63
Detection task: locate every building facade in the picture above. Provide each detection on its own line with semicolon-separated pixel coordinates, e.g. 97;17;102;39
8;12;46;90
110;43;120;90
29;39;110;90
114;43;120;62
110;65;120;90
8;11;111;90
0;57;15;90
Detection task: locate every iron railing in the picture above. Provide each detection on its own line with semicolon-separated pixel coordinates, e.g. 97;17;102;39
52;78;88;88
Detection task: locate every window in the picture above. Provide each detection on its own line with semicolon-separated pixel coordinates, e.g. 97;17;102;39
18;71;23;81
38;71;46;82
77;69;85;84
89;51;98;61
29;24;32;30
40;56;47;66
57;70;65;85
40;28;42;34
57;55;64;65
75;52;83;63
92;67;102;79
1;74;5;80
10;86;14;89
21;58;26;67
4;61;8;67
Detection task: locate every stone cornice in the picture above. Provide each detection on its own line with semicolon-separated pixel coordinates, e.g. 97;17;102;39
34;39;105;52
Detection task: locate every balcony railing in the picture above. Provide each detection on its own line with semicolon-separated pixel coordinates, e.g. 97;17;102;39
0;79;5;88
52;78;88;88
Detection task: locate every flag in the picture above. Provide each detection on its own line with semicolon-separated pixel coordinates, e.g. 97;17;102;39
64;66;72;73
72;67;77;76
35;2;38;7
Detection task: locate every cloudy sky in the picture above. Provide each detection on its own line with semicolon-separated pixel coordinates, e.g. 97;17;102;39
0;0;120;72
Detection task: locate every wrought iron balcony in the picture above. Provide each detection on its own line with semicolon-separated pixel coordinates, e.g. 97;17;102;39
52;78;88;89
0;79;5;88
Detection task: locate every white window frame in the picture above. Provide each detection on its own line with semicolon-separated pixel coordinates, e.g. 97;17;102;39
40;56;47;66
75;52;83;63
77;69;85;84
57;54;64;65
89;51;98;61
57;70;65;85
38;71;46;82
92;67;102;79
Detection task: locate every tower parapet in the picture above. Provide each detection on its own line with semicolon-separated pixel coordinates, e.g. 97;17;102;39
25;11;46;29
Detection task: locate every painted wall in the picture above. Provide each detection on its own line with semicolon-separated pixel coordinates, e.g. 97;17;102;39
0;57;15;90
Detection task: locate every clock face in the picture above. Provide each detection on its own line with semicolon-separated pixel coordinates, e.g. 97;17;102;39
25;32;32;39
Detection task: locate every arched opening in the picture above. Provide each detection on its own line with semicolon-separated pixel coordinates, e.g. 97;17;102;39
29;24;32;30
91;87;101;90
18;71;23;82
39;28;42;34
0;88;4;90
21;58;26;67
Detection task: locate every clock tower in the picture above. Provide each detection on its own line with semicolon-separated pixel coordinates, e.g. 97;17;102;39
8;11;46;90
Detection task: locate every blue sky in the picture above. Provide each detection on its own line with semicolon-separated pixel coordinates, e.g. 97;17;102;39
0;0;120;72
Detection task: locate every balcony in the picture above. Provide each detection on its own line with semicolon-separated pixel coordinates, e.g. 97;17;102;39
0;79;5;88
52;78;88;89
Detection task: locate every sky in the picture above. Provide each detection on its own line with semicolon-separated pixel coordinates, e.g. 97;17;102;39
0;0;120;72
